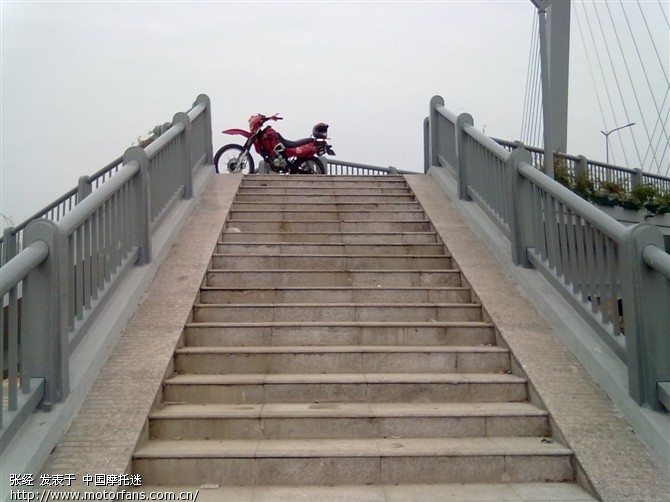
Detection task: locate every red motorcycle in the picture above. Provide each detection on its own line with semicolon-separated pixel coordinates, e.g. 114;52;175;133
214;114;335;175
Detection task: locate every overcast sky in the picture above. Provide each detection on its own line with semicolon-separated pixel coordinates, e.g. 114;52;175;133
1;1;668;226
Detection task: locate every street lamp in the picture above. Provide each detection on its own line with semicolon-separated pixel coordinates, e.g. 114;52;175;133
601;122;635;164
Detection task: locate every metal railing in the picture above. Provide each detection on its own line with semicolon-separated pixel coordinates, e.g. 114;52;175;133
0;94;213;452
494;138;670;196
325;158;416;176
426;95;670;412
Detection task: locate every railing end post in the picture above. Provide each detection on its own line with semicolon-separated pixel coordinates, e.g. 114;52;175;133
620;223;670;409
173;111;194;200
507;147;534;267
123;147;152;265
456;112;474;201
22;219;70;406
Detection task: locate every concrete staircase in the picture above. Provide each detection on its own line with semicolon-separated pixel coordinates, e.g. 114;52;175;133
132;175;591;498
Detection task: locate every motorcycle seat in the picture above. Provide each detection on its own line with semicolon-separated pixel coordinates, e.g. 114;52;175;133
280;136;313;148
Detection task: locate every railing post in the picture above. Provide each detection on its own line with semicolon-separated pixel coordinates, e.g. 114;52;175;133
507;147;535;267
576;155;588;181
172;112;193;200
22;219;70;408
631;168;644;189
77;176;92;203
2;227;18;265
428;95;444;169
194;94;213;165
122;148;152;265
620;223;670;410
423;117;430;174
456;113;474;201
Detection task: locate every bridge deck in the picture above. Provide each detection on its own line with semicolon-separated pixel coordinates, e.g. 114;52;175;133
38;174;668;500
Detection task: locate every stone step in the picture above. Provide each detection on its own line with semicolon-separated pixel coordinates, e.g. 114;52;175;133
236;187;412;196
215;242;447;255
204;270;463;288
198;286;472;304
209;254;452;270
230;202;423;212
182;322;496;347
224;220;432;233
234;194;417;203
129;482;596;501
190;303;483;323
228;209;427;222
219;231;439;244
133;437;573;486
240;177;408;189
148;402;549;440
173;345;509;375
162;373;528;404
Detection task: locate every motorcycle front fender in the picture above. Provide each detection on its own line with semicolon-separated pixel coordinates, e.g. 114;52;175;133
222;128;252;139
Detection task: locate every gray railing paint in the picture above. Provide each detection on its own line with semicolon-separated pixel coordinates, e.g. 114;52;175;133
325;158;415;176
0;94;212;452
426;94;670;411
494;137;670;195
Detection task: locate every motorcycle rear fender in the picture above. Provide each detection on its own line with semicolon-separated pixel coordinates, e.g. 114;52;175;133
222;128;252;139
286;143;318;158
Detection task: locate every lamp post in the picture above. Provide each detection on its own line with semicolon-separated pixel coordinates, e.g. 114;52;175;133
601;122;635;164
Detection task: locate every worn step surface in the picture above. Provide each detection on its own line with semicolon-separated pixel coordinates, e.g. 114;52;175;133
133;437;574;486
149;402;549;440
199;286;472;304
130;483;596;501
220;231;440;244
173;345;510;374
133;174;585;495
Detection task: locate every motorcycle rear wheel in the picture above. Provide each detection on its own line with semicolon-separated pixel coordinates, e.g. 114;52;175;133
297;157;326;175
214;144;255;174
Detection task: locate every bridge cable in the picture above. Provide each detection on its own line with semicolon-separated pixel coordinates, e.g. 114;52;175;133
619;0;670;173
605;1;662;173
573;3;611;161
521;11;543;150
529;12;544;150
591;1;639;169
579;1;632;167
634;0;670;175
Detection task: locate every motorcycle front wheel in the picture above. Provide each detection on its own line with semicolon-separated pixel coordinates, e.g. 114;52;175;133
296;157;326;175
214;144;255;174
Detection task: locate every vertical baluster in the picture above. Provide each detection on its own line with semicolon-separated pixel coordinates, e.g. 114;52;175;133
544;195;559;273
0;294;3;427
531;185;545;260
584;225;598;313
74;228;84;321
67;234;75;329
112;190;121;272
607;239;622;336
83;218;91;310
593;230;608;322
574;214;588;300
8;285;18;411
555;199;566;278
565;208;578;291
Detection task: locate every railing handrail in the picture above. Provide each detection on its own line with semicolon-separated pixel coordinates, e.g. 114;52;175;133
493;137;670;186
0;241;49;297
0;94;213;453
516;159;628;240
326;158;416;175
426;94;670;413
58;161;141;236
